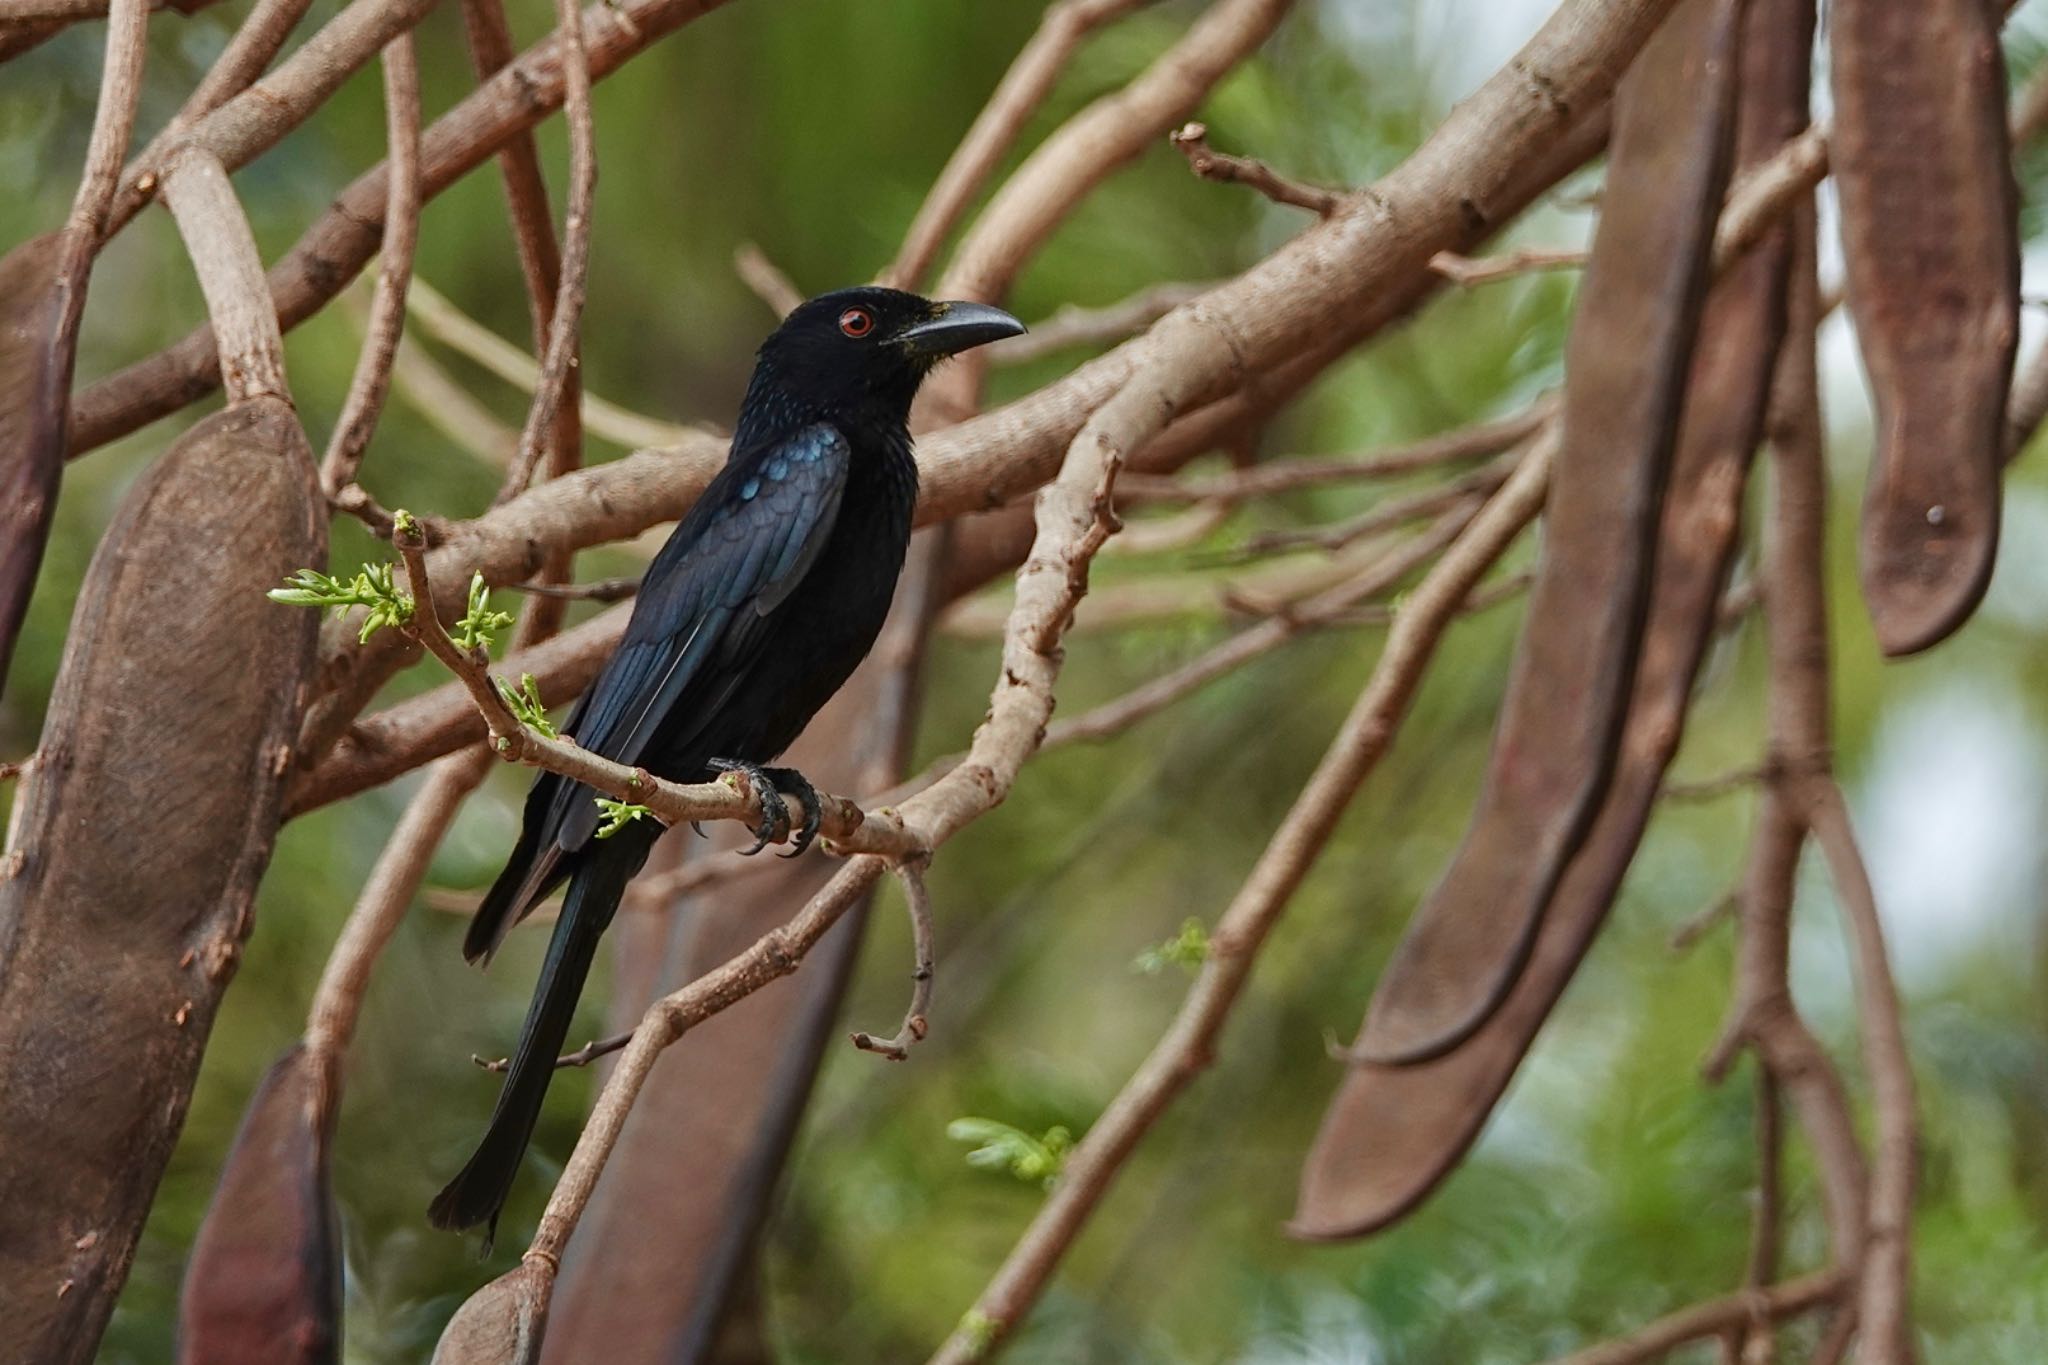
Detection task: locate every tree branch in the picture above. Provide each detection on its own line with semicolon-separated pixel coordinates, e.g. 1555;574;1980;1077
847;859;936;1060
386;516;922;861
320;34;421;494
883;0;1156;289
1170;119;1341;214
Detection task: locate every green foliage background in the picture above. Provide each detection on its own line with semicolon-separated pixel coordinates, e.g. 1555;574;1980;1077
4;3;2047;1360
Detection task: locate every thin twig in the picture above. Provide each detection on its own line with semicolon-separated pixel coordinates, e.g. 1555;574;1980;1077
1537;1271;1848;1365
320;34;421;493
501;575;640;603
994;282;1216;365
883;0;1156;289
734;243;803;318
1428;246;1587;286
930;429;1557;1364
1169;120;1341;214
1662;763;1773;803
1115;399;1554;505
497;0;597;505
850;859;936;1060
405;277;692;450
1221;448;1518;560
305;748;493;1067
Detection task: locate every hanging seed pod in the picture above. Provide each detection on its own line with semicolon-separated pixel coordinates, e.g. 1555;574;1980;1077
1833;0;2019;655
1295;0;1812;1241
1344;0;1741;1070
0;396;324;1361
178;1048;341;1365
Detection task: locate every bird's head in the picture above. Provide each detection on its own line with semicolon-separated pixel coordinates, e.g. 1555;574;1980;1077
745;287;1025;429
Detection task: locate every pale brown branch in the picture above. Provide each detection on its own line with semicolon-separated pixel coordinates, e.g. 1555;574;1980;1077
1806;784;1915;1363
403;279;691;450
932;425;1556;1362
1224;448;1518;560
734;243;804;318
70;0;742;456
385;327;520;465
502;575;639;603
113;0;441;235
994;281;1216;365
161;0;314;133
497;0;597;504
158;149;288;407
321;34;422;494
1428;245;1587;287
1169;120;1341;214
1116;399;1554;505
849;859;936;1060
1540;1271;1848;1365
305;747;492;1067
884;0;1155;289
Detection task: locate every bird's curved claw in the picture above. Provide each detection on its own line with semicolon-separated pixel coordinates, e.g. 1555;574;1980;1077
708;758;789;855
764;767;823;858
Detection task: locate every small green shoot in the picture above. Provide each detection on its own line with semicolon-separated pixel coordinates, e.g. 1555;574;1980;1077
1133;917;1210;975
494;672;557;739
451;571;514;652
946;1118;1072;1189
267;564;414;643
594;797;654;839
956;1310;999;1359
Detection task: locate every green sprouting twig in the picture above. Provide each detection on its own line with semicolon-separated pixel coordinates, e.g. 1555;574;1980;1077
1133;917;1210;975
946;1118;1073;1189
450;571;514;652
493;672;558;739
594;797;654;839
267;563;414;643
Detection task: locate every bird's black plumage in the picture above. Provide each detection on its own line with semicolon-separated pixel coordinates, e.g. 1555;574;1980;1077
429;288;1023;1234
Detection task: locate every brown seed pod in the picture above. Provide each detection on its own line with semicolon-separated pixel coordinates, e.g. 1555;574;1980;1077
1344;0;1742;1070
0;397;324;1360
177;1047;342;1365
1833;0;2019;655
1294;0;1813;1241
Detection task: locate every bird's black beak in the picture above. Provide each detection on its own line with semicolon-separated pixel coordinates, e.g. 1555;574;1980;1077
898;300;1026;357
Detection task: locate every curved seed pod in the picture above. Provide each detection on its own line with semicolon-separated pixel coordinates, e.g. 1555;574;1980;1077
0;233;67;697
1347;0;1741;1069
1833;0;2018;655
177;1048;342;1365
1295;0;1814;1240
0;396;324;1361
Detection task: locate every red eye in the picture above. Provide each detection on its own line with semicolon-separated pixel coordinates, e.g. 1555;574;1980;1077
838;307;874;338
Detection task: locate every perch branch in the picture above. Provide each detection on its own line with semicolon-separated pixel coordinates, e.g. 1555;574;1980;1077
387;518;922;861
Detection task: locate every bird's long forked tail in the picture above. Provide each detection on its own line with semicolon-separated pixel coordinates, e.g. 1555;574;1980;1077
428;850;634;1239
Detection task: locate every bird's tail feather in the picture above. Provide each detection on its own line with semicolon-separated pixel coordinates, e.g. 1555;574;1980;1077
428;847;637;1237
463;774;571;966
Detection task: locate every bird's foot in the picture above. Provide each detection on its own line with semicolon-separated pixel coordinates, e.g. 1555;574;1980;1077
707;759;822;857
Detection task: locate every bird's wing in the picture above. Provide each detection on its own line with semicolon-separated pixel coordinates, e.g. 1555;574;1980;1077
550;421;851;850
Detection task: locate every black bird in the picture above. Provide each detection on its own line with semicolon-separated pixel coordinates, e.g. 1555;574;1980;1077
429;288;1023;1233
